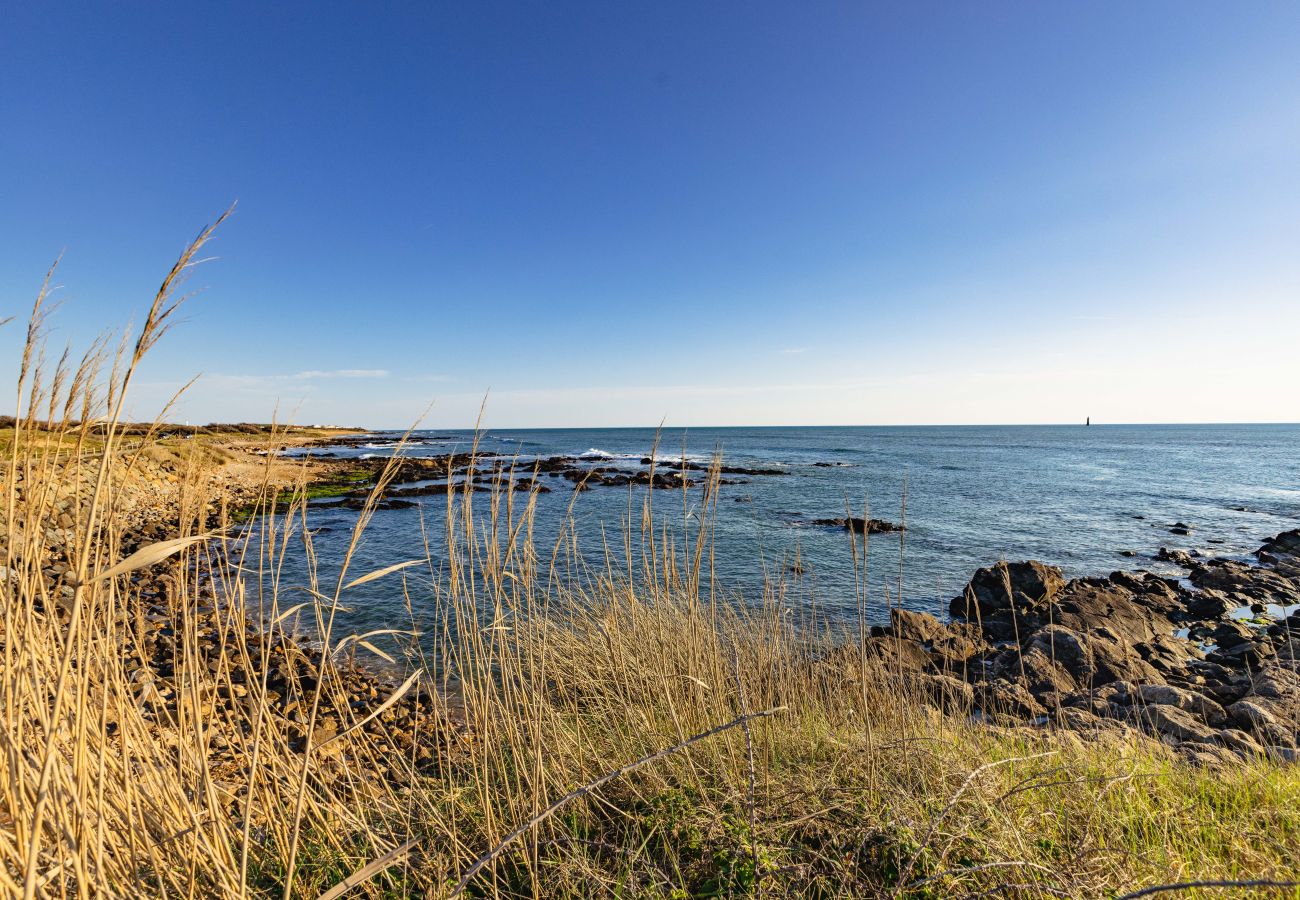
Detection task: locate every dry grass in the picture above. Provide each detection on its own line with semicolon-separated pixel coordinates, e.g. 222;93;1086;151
2;221;1299;898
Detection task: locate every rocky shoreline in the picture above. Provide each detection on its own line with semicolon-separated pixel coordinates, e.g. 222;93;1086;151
851;530;1300;765
13;430;1297;786
5;441;469;795
292;446;916;543
297;448;793;510
289;435;1299;766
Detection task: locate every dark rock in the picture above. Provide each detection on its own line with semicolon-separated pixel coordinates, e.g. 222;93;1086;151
1189;558;1300;608
977;681;1044;721
1259;530;1300;560
1228;699;1294;748
1185;589;1234;619
926;622;988;672
1133;683;1227;726
1025;625;1094;682
812;529;1300;757
813;517;904;534
1206;619;1258;647
889;608;944;644
1157;547;1195;567
1130;703;1216;743
822;638;931;682
863;636;932;673
1018;646;1080;702
950;560;1065;621
1212;727;1265;759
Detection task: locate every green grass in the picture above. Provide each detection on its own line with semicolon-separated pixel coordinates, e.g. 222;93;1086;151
6;215;1299;899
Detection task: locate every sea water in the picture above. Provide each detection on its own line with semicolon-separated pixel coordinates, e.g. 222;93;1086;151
270;424;1300;648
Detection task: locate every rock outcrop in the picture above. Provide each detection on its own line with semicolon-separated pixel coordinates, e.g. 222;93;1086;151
868;529;1300;765
814;517;905;534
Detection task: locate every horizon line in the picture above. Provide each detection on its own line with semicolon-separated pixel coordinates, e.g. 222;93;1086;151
351;420;1300;432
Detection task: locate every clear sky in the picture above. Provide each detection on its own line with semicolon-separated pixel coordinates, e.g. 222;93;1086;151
2;2;1299;428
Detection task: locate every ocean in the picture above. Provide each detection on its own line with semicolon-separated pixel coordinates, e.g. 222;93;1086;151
274;424;1300;645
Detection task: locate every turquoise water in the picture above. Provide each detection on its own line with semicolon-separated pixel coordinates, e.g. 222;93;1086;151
275;424;1300;644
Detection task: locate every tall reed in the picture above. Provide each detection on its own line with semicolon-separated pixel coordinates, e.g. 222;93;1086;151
2;221;1298;898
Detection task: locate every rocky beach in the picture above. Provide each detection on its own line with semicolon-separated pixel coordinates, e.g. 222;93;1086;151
135;432;1300;770
6;417;1300;897
2;429;471;800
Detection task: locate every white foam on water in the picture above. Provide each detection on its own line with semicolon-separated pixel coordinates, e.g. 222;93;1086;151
578;448;684;463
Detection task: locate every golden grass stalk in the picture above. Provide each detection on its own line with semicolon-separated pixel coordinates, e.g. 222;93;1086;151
2;218;1298;899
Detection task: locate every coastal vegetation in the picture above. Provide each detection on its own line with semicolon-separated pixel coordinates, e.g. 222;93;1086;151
2;227;1298;898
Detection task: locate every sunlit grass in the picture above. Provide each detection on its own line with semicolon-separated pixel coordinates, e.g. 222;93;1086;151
2;219;1298;898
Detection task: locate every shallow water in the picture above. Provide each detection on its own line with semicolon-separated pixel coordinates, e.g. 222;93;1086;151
269;424;1300;648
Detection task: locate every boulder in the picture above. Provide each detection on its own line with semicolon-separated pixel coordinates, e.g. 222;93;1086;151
1051;706;1138;745
1017;646;1079;701
1190;558;1300;608
1211;728;1265;759
976;680;1045;721
1185;588;1234;619
823;638;931;684
1140;631;1203;677
1258;530;1300;568
1211;621;1254;647
1227;699;1294;749
1186;662;1253;706
1211;638;1275;669
843;528;1300;760
926;622;988;671
889;608;944;644
1130;703;1216;744
1061;685;1126;719
1157;547;1196;567
1052;580;1171;646
885;608;987;673
1082;626;1164;686
1133;683;1227;726
863;636;933;673
1226;663;1300;748
1179;742;1240;768
1249;661;1300;699
953;561;1065;620
1026;625;1093;680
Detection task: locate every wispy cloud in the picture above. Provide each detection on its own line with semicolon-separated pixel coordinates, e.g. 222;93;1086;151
202;368;390;395
291;369;389;379
780;347;808;355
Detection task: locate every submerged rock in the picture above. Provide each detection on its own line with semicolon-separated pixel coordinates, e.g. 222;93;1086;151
813;516;904;534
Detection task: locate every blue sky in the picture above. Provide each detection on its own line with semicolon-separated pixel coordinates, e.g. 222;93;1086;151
2;2;1298;427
